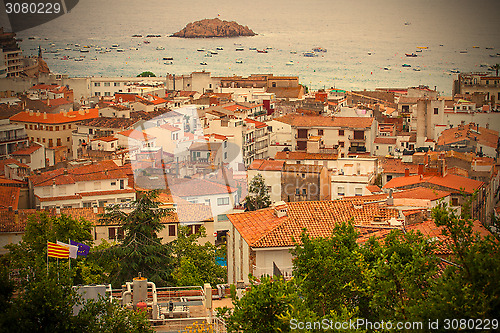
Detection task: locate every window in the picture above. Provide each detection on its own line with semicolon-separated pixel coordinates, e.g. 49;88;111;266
104;82;110;87
318;129;324;135
205;199;211;205
168;224;176;236
94;82;100;87
388;146;392;152
67;137;70;142
376;145;379;150
42;138;46;143
48;139;53;147
57;138;62;146
295;189;300;195
355;187;363;196
95;92;100;96
224;141;227;148
194;224;202;234
114;82;120;86
111;181;116;186
217;197;229;206
337;186;345;196
117;228;124;240
108;227;115;240
104;92;111;96
339;141;344;148
301;173;306;178
69;125;72;129
63;125;66;130
339;129;344;136
451;197;459;206
83;202;92;208
224;152;227;159
302;188;307;195
387;175;393;182
55;126;59;131
29;124;33;129
434;108;439;115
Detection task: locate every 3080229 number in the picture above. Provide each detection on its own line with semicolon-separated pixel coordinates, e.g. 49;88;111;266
5;2;61;14
443;318;498;330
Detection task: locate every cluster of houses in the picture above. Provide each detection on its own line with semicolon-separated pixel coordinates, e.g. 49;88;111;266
0;68;499;286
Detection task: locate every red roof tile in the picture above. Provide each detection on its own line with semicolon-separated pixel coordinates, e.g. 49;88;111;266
117;129;155;141
10;109;98;124
11;144;42;155
248;159;285;171
244;118;267;129
374;137;397;144
275;151;338;160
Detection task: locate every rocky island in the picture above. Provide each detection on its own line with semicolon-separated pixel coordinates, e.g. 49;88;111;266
171;18;256;38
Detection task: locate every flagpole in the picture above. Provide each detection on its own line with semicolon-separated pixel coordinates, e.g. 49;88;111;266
68;238;71;270
46;242;49;275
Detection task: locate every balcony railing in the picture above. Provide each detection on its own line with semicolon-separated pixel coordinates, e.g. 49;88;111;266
0;134;28;143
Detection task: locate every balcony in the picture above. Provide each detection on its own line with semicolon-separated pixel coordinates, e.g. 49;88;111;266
0;134;28;143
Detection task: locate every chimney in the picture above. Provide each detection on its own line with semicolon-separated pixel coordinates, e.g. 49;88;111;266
418;163;424;175
272;201;288;218
387;189;394;206
43;112;47;119
404;168;410;177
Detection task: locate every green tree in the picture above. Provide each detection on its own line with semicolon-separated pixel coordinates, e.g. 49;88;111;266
137;71;156;77
291;221;368;317
425;200;500;320
97;190;175;287
172;225;226;287
244;173;271;211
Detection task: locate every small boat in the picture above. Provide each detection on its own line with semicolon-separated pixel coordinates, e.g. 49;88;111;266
257;49;268;53
383;66;391;70
200;62;208;65
312;47;327;52
74;58;84;61
404;22;410;26
402;64;411;67
459;50;467;54
216;47;224;50
303;52;317;57
80;49;89;53
116;48;124;52
416;46;428;49
415;49;422;53
143;40;150;44
111;44;119;48
450;69;460;73
208;50;218;55
91;57;98;60
486;47;494;50
204;53;212;57
235;47;244;51
197;48;205;52
249;47;257;50
75;44;80;47
473;46;480;48
156;46;165;50
132;34;142;37
164;61;173;65
65;47;71;50
413;67;421;71
95;47;102;51
163;57;174;61
146;34;156;38
286;61;294;66
290;50;297;54
405;53;417;57
368;52;372;55
236;59;243;64
265;46;273;50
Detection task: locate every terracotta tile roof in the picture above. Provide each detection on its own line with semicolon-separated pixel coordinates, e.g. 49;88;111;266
205;133;228;141
0;158;29;170
77;117;138;129
382;159;418;174
11;144;42;155
374;137;397;144
393;187;450;200
168;178;237;197
283;164;324;173
437;123;499;149
275;151;338;160
30;84;59;90
41;98;71;107
223;104;250;112
366;185;382;193
248;159;285;171
0;177;26;186
383;174;483;194
244;118;267;129
0;186;20;209
275;114;373;128
228;201;400;248
10;109;99;124
189;142;222;151
0;209;38;232
117;129;155;142
91;136;117;142
30;160;129;187
79;189;135;197
36;194;82;202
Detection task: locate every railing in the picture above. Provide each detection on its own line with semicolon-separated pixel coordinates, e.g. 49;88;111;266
0;134;28;143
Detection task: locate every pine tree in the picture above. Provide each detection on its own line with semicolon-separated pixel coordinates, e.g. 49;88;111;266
244;173;271;211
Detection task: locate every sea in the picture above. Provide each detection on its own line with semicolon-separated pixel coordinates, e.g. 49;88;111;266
16;0;500;95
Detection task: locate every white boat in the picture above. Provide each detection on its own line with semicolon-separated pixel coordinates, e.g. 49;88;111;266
235;47;244;51
413;67;421;71
208;50;218;55
80;49;89;53
164;61;173;65
156;46;165;50
95;47;102;51
216;47;224;50
286;61;294;66
383;66;391;70
197;48;205;52
290;51;297;54
236;59;243;64
74;58;84;61
200;62;208;65
111;44;119;48
205;53;213;57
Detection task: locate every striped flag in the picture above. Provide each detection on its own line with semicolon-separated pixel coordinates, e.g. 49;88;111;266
47;241;69;259
57;241;78;259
